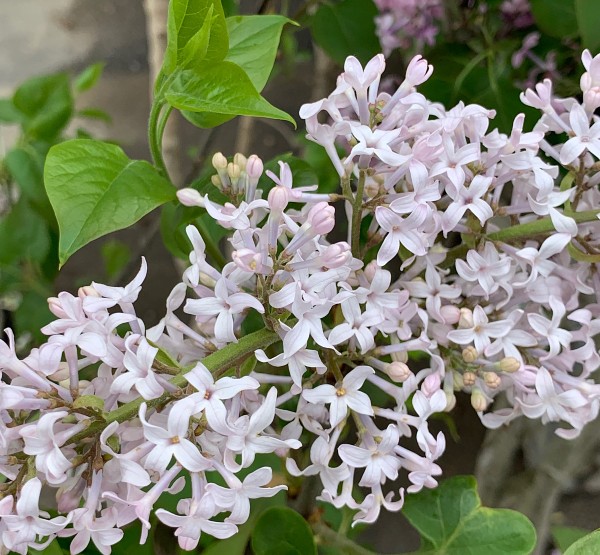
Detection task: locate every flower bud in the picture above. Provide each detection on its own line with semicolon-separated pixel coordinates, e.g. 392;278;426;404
233;153;247;170
463;372;477;387
458;308;474;328
227;162;241;181
440;305;460;325
497;357;521;373
364;179;380;199
483;371;501;389
176;188;204;207
211;174;222;188
364;260;378;282
78;285;100;300
48;297;68;319
452;371;464;389
405;55;433;87
422;373;441;397
385;361;411;382
445;391;457;412
307;202;336;235
246;154;264;179
321;242;351;269
212;152;228;170
268;186;289;212
470;389;488;412
462;346;478;363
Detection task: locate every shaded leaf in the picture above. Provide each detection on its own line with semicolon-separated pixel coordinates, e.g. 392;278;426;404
74;62;105;93
530;0;578;38
101;239;132;281
44;139;175;267
13;73;73;140
310;0;380;65
552;526;590;553
0;199;50;265
403;475;536;555
576;0;600;52
252;507;317;555
564;529;600;555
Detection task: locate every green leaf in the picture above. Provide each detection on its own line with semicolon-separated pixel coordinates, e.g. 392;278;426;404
44;139;175;267
530;0;578;38
74;62;105;93
403;475;536;555
251;507;317;555
565;529;600;555
5;146;56;225
165;62;295;126
14;287;54;344
226;15;294;90
179;4;216;70
180;15;293;128
0;98;25;124
29;538;64;555
552;526;590;553
164;0;228;74
13;73;73;140
575;0;600;52
0;199;50;265
310;0;380;65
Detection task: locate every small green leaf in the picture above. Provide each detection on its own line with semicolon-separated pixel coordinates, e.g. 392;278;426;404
164;0;228;74
552;525;590;553
252;507;317;555
564;529;600;555
77;107;112;122
13;73;73;140
44;139;175;267
310;0;380;65
530;0;578;38
165;62;295;126
0;98;25;124
403;475;536;555
575;0;600;52
74;62;105;93
179;4;216;70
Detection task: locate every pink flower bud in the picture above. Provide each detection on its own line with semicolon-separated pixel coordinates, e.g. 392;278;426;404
364;260;378;281
422;373;441;397
385;361;411;382
307;202;335;235
584;87;600;112
212;152;228;170
405;55;433;87
268;186;289;212
48;297;68;318
321;242;351;269
78;285;100;300
177;188;204;207
440;305;460;325
246;154;264;179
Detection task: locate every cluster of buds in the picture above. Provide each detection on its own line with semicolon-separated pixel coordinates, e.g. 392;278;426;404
2;49;600;555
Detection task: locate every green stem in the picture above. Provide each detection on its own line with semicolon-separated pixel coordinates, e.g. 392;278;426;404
68;328;279;445
351;170;366;258
487;209;600;242
148;100;170;180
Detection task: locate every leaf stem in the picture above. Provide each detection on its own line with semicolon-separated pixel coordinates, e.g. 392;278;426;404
351;170;366;258
148;101;171;180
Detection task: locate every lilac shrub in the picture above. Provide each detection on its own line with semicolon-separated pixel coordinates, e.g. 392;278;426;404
2;48;600;554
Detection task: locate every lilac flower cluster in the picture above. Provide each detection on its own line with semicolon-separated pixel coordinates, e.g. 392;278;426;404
373;0;444;56
2;50;600;554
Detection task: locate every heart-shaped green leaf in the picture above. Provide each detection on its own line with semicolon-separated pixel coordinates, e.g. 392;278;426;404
44;139;175;267
251;507;317;555
403;476;536;555
165;62;295;126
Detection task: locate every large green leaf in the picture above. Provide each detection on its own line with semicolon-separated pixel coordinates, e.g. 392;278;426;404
251;506;317;555
12;73;73;140
575;0;600;52
226;15;293;90
403;476;536;555
164;0;228;74
310;0;380;65
165;62;295;125
44;139;175;267
180;15;293;128
565;529;600;555
530;0;578;38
